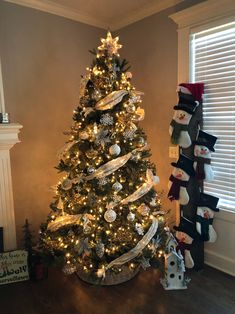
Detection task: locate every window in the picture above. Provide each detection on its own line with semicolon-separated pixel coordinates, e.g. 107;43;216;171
191;21;235;212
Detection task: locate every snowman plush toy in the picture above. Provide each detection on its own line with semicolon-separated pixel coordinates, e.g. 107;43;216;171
194;130;217;181
168;154;195;205
174;218;199;269
196;192;220;242
169;88;199;148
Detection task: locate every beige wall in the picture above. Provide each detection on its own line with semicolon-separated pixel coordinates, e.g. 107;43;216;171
0;1;103;244
119;0;203;224
0;1;202;244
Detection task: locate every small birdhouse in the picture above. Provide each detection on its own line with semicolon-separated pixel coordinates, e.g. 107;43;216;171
165;233;178;254
161;234;189;290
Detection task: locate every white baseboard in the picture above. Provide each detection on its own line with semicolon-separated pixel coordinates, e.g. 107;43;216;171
205;249;235;277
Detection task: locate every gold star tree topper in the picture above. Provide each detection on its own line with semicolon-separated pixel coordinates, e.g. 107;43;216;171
98;31;122;56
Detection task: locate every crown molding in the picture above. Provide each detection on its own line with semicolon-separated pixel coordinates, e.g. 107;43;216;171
169;0;235;29
4;0;183;31
111;0;183;31
4;0;108;29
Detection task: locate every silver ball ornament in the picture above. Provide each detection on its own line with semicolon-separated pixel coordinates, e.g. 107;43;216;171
109;144;121;156
61;178;72;190
112;181;123;192
87;166;95;175
104;209;117;222
137;137;145;147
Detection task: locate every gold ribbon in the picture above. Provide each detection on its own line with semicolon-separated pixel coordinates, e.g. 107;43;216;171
95;90;128;110
121;169;159;204
97;217;158;278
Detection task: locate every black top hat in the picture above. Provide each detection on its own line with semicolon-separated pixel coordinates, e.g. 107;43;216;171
197;193;220;212
173;92;199;115
171;154;195;176
194;130;217;152
174;218;199;240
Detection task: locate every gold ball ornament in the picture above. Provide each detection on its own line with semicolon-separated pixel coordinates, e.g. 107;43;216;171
137;203;150;216
125;72;132;79
104;209;117;222
79;131;89;140
86;149;98;159
126;103;136;113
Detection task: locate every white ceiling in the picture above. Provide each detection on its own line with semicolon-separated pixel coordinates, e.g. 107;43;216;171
5;0;183;30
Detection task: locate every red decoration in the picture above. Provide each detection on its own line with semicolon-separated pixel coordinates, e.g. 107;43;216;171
179;83;204;102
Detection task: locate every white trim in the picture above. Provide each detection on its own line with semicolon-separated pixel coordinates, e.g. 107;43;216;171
0;123;23;251
111;0;183;31
4;0;183;31
4;0;108;29
205;249;235;277
0;57;6;113
169;0;235;29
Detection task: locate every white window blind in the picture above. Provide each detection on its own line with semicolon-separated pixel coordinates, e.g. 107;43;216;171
191;21;235;212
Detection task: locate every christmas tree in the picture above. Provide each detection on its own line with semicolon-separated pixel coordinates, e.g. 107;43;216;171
40;32;168;284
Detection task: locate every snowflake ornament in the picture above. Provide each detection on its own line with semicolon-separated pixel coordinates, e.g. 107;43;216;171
140;257;151;270
100;113;114;126
135;223;144;235
98;177;108;186
95;128;111;147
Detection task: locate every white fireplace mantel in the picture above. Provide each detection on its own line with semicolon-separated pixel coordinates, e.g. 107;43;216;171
0;123;23;251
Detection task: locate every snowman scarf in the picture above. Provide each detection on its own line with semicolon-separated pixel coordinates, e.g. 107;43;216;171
194;156;211;180
177;241;191;255
196;215;213;241
168;175;188;201
170;120;189;145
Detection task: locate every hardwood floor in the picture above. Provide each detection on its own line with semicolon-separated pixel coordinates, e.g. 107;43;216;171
0;265;234;314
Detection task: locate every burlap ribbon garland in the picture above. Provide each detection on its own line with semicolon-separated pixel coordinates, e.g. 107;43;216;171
97;217;158;278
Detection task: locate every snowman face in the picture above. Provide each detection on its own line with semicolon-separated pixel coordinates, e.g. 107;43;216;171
172;167;190;181
194;145;211;158
199;206;213;218
174;110;192;125
176;231;193;244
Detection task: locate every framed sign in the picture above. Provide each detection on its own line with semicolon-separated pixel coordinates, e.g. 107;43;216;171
0;250;29;285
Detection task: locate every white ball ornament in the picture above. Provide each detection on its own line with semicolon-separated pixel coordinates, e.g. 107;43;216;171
127;212;135;221
112;181;123;192
104;209;117;223
153;175;160;185
109;144;121;156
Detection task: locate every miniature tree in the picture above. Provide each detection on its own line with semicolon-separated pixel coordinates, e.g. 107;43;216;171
22;219;34;257
40;32;168;284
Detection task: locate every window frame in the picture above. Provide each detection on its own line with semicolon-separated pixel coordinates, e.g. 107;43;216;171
169;0;235;220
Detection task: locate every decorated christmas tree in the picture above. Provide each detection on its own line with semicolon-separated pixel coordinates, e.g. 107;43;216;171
40;32;168;285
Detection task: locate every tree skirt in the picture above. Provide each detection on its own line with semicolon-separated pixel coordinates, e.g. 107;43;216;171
76;265;140;286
